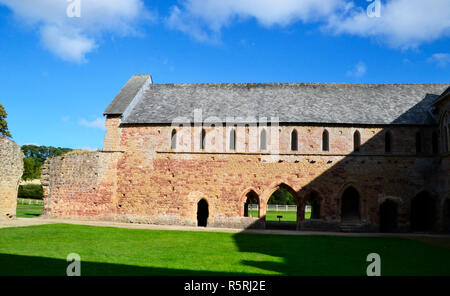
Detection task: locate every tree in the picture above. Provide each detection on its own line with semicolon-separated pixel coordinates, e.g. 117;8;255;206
0;104;12;137
267;188;296;205
22;158;40;180
21;145;73;180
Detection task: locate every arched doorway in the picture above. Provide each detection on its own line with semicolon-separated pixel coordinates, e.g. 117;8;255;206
244;190;259;218
304;191;321;220
341;187;360;222
197;199;209;227
411;191;435;232
379;200;398;232
266;185;297;230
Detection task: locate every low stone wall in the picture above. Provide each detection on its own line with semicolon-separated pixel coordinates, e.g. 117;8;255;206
41;150;121;220
0;136;24;219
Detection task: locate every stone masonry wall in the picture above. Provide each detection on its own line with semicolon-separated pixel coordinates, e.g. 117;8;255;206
43;120;444;231
112;124;437;230
0;136;24;220
41;150;121;220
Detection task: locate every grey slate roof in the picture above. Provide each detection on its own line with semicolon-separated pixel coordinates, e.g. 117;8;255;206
106;77;450;125
104;75;152;115
433;86;450;105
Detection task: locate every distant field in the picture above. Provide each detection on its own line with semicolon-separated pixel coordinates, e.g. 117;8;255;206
16;204;43;218
1;224;450;276
18;203;310;222
250;210;310;222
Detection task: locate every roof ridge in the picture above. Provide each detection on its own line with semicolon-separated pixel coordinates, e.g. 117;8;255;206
149;82;450;87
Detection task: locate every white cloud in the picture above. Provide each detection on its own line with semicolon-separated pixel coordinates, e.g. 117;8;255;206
328;0;450;49
0;0;151;63
428;53;450;68
166;0;348;42
79;117;106;130
346;61;367;77
167;0;450;49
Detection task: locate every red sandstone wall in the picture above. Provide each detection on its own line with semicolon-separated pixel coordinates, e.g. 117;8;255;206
42;151;121;220
111;125;438;229
42;120;445;231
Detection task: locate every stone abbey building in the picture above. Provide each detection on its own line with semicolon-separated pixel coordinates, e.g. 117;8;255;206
42;75;450;232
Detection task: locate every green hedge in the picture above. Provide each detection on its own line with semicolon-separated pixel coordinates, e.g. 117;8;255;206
17;184;43;200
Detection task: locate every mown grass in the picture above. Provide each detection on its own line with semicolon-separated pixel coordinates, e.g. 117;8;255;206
0;224;449;276
16;204;43;218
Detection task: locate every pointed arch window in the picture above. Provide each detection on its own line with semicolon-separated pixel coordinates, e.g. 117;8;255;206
322;129;329;152
260;128;267;151
229;128;236;151
415;132;422;153
200;129;206;150
353;130;361;152
385;131;392;153
171;129;177;150
291;129;298;151
432;131;439;154
444;126;449;153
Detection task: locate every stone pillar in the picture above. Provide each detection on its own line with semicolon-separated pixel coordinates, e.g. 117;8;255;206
0;136;24;219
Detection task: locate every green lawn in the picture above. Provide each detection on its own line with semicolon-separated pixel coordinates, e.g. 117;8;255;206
16;204;43;218
0;224;449;276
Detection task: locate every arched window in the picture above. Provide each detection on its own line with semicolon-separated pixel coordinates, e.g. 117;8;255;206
171;129;177;149
353;130;361;152
291;129;298;151
445;126;449;153
322;129;329;152
260;129;267;151
415;132;422;153
229;128;236;151
385;131;392;153
200;129;206;150
432;131;439;154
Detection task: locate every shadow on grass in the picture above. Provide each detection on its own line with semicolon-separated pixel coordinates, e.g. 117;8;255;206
232;231;450;276
0;253;254;276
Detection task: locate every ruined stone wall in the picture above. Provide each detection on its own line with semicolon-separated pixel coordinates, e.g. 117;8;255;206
43;122;443;231
0;136;24;219
41;150;121;220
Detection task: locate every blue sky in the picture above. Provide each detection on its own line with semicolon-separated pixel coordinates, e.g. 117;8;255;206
0;0;449;149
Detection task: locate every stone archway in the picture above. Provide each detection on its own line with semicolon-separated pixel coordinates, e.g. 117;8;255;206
410;191;436;232
304;191;321;220
379;199;398;232
341;186;360;222
263;183;299;230
197;199;209;227
243;190;259;218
